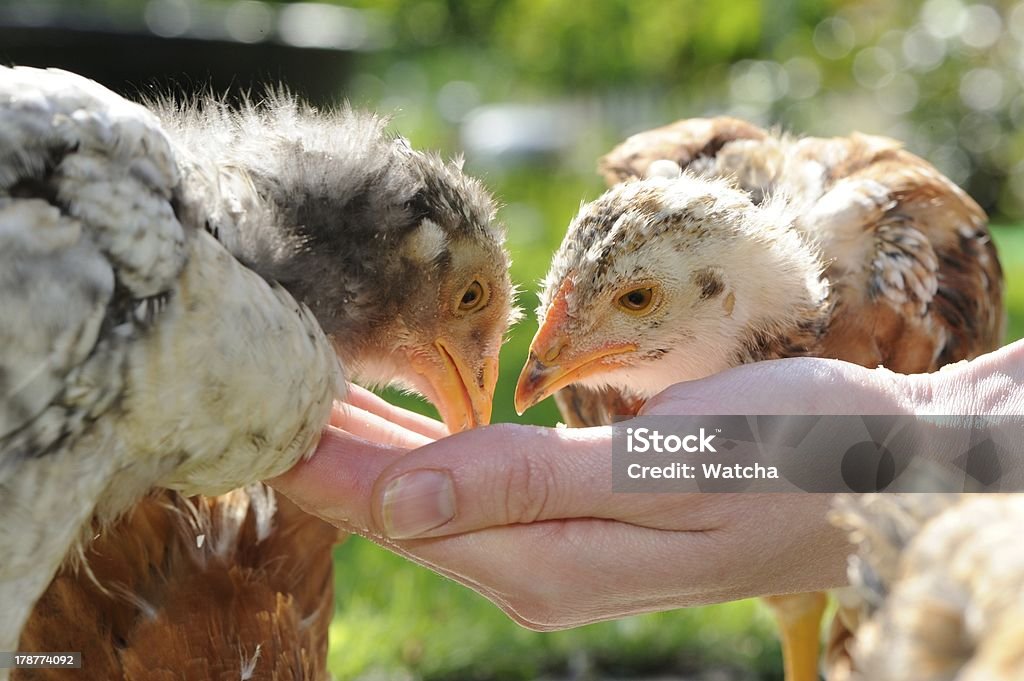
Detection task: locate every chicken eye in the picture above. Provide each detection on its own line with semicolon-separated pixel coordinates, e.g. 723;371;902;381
458;280;487;312
618;287;655;313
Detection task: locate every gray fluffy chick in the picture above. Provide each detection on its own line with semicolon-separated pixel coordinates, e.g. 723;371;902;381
0;66;514;671
156;86;515;428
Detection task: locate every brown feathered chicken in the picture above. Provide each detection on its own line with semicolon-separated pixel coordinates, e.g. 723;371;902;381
833;493;1024;681
20;485;338;681
2;66;514;679
514;117;1004;681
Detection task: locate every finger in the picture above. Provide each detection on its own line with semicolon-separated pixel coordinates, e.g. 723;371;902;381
331;401;435;448
269;426;405;531
343;384;449;439
364;422;724;540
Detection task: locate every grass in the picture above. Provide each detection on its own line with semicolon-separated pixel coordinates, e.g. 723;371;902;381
328;537;781;681
994;225;1024;341
329;161;1024;680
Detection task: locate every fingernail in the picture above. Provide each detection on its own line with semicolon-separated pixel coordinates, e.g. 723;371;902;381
381;469;455;538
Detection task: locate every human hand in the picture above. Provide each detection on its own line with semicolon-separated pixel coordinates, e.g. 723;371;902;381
642;338;1024;418
272;341;1024;629
329;383;448;445
273;360;881;629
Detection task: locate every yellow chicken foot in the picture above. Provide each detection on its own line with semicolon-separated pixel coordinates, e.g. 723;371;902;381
763;591;829;681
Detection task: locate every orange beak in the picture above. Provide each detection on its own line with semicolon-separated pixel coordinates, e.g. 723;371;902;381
514;281;635;414
411;339;498;432
514;342;636;415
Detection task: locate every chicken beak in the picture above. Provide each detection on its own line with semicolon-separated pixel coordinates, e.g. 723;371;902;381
414;339;498;432
514;337;637;415
516;278;636;414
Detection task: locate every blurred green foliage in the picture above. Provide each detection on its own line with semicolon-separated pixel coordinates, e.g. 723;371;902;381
47;0;1024;213
994;225;1024;341
328;536;781;681
351;0;769;88
340;0;1024;218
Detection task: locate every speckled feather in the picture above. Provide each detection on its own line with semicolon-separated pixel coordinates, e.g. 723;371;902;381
549;116;1003;425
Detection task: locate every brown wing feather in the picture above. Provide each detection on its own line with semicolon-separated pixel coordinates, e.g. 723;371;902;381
552;384;646;427
788;141;1003;681
800;138;1005;372
598;116;768;186
17;487;340;681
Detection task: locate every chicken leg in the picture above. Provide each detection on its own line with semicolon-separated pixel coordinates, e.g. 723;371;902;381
764;591;828;681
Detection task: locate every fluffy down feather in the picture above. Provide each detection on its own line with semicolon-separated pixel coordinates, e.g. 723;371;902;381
528;117;1003;425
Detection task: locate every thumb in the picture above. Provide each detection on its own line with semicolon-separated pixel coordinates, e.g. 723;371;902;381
365;422;707;540
268;426;406;532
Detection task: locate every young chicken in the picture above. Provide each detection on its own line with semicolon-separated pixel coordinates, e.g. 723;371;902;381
833;493;1024;681
1;65;513;675
156;89;512;433
515;117;1004;681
